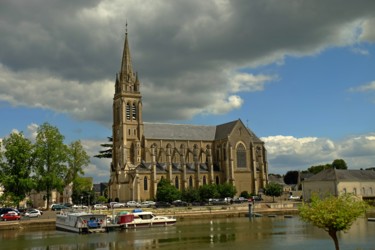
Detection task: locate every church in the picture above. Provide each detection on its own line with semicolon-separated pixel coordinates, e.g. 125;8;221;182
108;30;269;202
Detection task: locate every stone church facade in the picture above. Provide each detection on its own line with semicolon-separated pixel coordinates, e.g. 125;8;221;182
108;31;268;202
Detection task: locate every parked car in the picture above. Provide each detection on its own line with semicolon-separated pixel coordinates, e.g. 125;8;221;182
233;197;248;203
110;202;126;208
172;200;189;207
0;208;20;217
24;209;42;218
154;201;172;208
93;204;108;210
289;195;301;200
51;204;68;211
126;201;140;208
1;211;21;221
139;201;155;208
252;196;263;201
72;204;88;209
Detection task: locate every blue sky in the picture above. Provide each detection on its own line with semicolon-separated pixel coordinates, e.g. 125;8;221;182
1;1;375;182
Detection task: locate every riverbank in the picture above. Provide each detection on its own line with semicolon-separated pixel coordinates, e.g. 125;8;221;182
1;202;374;231
0;202;300;231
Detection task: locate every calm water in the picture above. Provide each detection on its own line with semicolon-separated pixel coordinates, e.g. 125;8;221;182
1;216;374;250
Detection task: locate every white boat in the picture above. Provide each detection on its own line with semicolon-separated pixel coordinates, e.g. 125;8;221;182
117;210;176;229
56;210;108;233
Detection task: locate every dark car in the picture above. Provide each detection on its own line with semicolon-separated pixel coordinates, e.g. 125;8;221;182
51;204;68;211
172;200;189;207
154;201;172;208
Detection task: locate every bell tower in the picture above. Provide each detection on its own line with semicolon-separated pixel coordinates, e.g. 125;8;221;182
110;26;143;200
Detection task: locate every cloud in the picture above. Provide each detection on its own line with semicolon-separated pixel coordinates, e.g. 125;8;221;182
262;133;375;174
1;1;375;125
349;81;375;92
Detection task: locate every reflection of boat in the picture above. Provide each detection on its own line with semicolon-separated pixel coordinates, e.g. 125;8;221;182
56;210;108;233
117;210;176;229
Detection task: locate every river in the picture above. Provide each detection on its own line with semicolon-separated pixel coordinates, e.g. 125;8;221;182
1;216;374;250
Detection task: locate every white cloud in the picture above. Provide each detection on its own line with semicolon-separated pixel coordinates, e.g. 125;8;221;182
262;133;375;174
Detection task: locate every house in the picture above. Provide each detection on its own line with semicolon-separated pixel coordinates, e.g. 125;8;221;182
302;168;375;201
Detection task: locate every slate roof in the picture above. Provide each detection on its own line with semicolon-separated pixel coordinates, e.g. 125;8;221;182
304;168;375;182
144;119;263;142
144;122;216;141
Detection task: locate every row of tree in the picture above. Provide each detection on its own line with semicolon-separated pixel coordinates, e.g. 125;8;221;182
0;123;90;209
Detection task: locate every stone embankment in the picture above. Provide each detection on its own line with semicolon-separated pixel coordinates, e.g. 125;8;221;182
0;202;301;231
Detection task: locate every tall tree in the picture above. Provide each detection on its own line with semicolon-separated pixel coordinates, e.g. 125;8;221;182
264;182;283;202
299;194;368;250
283;171;299;185
66;140;90;185
331;159;348;170
33;123;68;209
156;178;181;202
0;132;34;207
94;136;112;159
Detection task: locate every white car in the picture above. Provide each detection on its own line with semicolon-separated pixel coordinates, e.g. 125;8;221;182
126;201;140;207
111;202;126;208
72;204;88;209
24;209;42;218
289;195;301;200
93;204;108;210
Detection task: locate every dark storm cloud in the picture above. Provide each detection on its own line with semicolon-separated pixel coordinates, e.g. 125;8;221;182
0;0;374;124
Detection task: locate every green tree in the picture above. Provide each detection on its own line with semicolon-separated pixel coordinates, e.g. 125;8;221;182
217;183;237;198
199;184;219;201
283;171;299;185
331;159;348;170
0;132;35;207
94;136;112;159
240;191;250;199
181;188;200;203
71;176;94;205
299;194;368;250
156;178;181;202
66;140;90;184
307;164;331;174
264;182;283;202
33;123;68;209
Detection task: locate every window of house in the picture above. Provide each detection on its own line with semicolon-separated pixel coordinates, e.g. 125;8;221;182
215;176;219;185
353;188;357;195
236;143;247;168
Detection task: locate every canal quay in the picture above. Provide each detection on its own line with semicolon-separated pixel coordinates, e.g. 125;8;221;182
0;202;300;231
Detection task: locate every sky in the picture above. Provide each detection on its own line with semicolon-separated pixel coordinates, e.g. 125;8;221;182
1;0;375;183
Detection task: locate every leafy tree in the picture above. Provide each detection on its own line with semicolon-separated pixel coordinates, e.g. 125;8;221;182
71;176;94;205
264;182;283;202
240;191;250;199
181;188;200;203
331;159;348;170
33;123;68;209
156;178;181;202
65;140;90;184
199;184;219;201
217;183;237;198
299;194;368;250
283;171;299;185
0;132;35;207
94;136;112;159
307;164;331;174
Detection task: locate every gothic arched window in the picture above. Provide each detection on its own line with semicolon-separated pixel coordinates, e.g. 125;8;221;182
132;103;136;119
126;103;130;120
203;176;207;185
215;176;220;185
175;176;179;189
236;143;247;168
189;176;193;188
143;177;148;191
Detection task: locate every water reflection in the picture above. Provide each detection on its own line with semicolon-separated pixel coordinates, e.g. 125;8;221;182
1;217;374;250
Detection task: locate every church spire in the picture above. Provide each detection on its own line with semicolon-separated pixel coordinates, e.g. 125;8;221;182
120;22;134;82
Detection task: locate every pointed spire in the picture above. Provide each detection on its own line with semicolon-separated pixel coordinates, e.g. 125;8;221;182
120;21;134;82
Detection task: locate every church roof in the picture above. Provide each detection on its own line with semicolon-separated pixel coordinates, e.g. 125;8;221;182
304;168;375;182
144;119;263;142
144;122;216;141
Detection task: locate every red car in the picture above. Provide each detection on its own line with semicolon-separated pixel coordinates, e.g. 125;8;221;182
1;211;21;221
